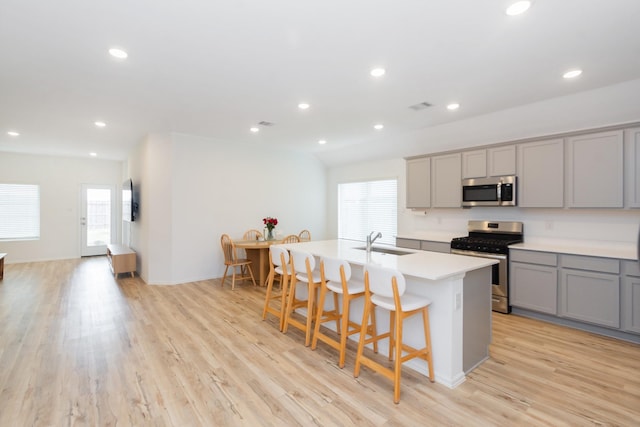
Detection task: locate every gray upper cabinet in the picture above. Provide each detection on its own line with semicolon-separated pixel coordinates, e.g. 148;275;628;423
566;130;624;208
488;145;516;176
625;127;640;208
517;139;564;207
432;153;462;208
406;157;431;208
462;150;486;179
462;145;515;179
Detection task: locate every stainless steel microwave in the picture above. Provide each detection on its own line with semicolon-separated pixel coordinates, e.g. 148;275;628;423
462;176;517;207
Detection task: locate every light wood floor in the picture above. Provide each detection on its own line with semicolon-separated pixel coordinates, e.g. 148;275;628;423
1;257;639;426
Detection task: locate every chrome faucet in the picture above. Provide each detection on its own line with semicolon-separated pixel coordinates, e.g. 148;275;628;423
366;231;382;252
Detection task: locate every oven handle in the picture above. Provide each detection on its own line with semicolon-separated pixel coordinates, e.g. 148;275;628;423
450;249;507;260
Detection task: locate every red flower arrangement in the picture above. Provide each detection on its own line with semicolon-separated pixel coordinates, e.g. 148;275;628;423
263;217;278;232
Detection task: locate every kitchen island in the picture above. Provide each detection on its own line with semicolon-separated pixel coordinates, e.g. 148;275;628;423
277;239;498;388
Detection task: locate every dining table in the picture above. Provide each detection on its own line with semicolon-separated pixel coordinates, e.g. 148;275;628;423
233;239;282;286
234;235;311;285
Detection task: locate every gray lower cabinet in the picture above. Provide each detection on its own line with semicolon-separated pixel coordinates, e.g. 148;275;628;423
510;250;558;314
420;240;450;253
622;260;640;333
559;255;620;329
396;238;450;253
395;238;421;250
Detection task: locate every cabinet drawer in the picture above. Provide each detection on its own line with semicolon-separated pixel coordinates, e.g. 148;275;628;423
510;250;557;266
622;260;640;277
561;254;619;274
396;238;421;250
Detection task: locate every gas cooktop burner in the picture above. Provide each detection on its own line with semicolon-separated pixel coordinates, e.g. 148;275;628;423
450;236;522;254
450;220;524;254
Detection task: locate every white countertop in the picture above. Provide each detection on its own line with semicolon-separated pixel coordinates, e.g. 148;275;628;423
511;239;638;261
277;239;497;281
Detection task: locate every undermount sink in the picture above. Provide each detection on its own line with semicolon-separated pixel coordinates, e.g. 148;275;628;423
353;246;413;256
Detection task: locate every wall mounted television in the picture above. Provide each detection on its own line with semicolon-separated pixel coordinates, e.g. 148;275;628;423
122;178;137;222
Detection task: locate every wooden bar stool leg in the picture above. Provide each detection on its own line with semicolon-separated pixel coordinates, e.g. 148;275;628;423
388;311;396;360
262;270;275;320
423;306;435;382
354;294;373;378
393;312;404;404
304;284;315;346
338;294;350;368
311;283;328;350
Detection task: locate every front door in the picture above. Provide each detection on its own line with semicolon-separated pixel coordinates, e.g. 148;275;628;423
81;184;116;256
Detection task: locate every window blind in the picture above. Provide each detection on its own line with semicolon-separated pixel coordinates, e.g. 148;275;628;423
338;179;397;245
0;184;40;240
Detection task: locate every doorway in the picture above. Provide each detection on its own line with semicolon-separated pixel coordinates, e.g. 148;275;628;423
81;184;116;256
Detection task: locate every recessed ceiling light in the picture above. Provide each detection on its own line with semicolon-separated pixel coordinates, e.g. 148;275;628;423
318;139;327;145
370;68;386;77
447;103;460;110
7;131;20;136
374;124;384;130
505;1;532;16
109;48;128;59
89;152;97;157
298;103;310;110
563;69;583;79
250;127;260;133
94;121;106;128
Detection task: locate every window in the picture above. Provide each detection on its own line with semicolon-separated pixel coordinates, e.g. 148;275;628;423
0;184;40;240
338;179;397;245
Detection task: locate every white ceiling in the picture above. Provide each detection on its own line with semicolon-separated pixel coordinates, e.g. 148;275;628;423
1;0;639;166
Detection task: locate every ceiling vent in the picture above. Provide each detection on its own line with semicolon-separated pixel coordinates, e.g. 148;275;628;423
258;121;275;127
408;102;433;111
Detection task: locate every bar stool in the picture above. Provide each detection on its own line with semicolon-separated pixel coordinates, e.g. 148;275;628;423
311;257;376;368
262;246;290;331
354;264;434;404
283;250;321;346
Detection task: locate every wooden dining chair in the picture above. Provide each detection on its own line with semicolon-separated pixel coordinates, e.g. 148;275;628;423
243;229;263;241
220;234;257;290
281;234;300;244
298;229;311;241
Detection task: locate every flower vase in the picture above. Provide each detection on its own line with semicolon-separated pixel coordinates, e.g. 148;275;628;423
267;228;274;240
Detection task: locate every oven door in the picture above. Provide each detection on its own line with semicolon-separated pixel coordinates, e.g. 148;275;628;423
451;249;509;313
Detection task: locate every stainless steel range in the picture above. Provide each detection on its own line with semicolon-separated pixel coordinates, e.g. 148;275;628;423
450;220;524;314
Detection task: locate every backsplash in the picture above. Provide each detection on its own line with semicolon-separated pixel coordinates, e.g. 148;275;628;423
401;207;639;244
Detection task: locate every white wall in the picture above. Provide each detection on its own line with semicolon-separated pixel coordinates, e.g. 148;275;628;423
0;152;123;263
127;132;327;285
